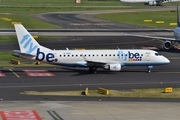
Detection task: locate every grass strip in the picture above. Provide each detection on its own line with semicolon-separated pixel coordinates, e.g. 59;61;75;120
0;15;61;28
0;36;66;42
20;88;180;98
95;10;179;28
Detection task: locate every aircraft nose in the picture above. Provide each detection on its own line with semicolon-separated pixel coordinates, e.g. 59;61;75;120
164;57;170;64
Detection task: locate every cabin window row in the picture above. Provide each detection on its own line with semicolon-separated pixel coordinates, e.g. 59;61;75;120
59;54;143;57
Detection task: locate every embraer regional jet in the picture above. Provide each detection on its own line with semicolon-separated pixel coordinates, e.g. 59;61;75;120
121;0;180;6
125;6;180;50
12;24;170;73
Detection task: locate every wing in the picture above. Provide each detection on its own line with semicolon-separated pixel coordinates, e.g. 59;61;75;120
124;33;176;41
85;60;107;67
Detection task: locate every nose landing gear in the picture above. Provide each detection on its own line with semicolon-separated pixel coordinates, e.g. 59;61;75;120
147;66;153;73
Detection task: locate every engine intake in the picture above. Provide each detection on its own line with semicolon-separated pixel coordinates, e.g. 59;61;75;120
163;41;172;50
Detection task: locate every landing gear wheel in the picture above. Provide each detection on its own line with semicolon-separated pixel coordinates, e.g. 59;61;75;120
148;68;151;73
89;67;97;74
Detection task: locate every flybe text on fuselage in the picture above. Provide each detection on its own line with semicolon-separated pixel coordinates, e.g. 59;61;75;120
118;51;142;61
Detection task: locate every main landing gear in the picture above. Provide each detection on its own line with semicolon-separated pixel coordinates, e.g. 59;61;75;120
89;67;97;74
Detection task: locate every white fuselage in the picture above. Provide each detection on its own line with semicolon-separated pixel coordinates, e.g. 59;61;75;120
21;49;169;67
174;27;180;40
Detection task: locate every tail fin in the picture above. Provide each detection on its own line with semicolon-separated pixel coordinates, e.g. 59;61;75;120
14;24;51;55
177;6;180;27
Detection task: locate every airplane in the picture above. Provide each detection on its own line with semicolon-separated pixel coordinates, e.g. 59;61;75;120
120;0;180;6
12;24;170;73
124;6;180;50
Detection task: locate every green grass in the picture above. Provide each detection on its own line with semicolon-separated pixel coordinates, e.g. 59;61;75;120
0;36;65;42
95;10;179;28
0;61;56;66
0;52;21;60
0;51;56;66
20;88;180;98
0;15;61;28
0;0;179;28
0;0;179;14
0;0;180;6
0;0;132;6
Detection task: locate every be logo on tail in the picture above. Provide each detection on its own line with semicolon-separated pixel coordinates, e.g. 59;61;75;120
20;34;38;54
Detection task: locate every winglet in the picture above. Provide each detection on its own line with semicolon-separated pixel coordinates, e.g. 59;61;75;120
177;6;180;27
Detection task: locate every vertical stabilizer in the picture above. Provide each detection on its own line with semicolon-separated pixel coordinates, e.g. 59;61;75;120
177;6;180;27
14;24;51;55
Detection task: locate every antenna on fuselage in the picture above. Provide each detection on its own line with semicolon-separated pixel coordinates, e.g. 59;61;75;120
66;47;69;50
177;6;180;27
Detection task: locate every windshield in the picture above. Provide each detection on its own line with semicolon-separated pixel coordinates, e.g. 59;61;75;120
155;52;161;56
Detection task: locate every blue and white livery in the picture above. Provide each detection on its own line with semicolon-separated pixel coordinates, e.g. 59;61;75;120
13;24;170;73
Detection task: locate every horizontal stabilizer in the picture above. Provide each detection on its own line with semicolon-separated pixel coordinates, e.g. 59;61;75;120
12;50;35;57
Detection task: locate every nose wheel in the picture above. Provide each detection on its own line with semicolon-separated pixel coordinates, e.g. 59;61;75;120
147;66;153;73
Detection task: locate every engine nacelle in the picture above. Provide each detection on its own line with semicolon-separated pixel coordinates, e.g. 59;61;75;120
163;40;172;50
148;1;157;5
103;64;121;71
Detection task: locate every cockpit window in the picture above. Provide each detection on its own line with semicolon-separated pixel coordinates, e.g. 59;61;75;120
155;53;161;56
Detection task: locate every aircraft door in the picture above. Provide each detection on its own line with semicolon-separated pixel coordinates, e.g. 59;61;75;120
53;53;57;62
146;52;150;61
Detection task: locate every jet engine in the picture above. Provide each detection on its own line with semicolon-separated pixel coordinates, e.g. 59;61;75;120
148;1;157;5
103;64;121;71
163;40;172;50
